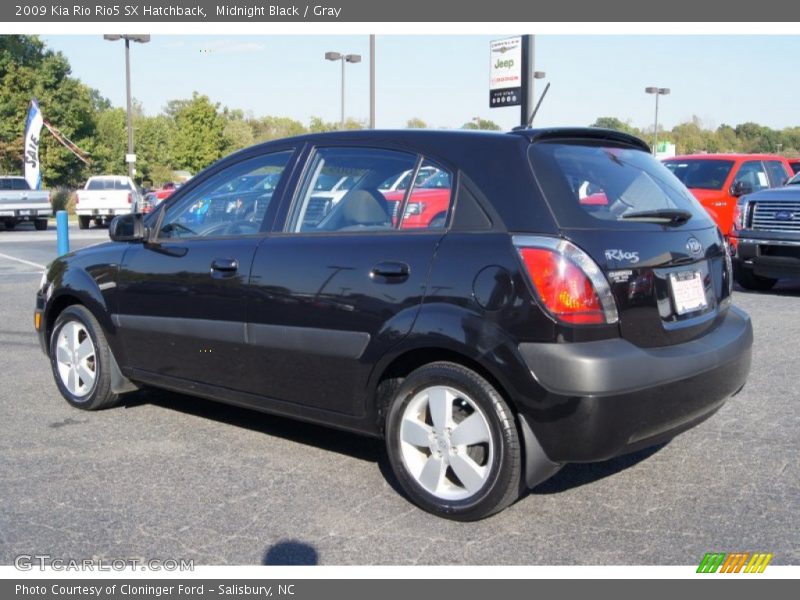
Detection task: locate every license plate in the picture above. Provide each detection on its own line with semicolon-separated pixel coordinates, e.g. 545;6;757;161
19;210;31;216
669;271;707;315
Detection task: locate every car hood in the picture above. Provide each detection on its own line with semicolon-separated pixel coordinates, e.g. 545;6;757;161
746;186;800;201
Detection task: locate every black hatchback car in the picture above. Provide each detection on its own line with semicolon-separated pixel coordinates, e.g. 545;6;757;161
35;128;753;520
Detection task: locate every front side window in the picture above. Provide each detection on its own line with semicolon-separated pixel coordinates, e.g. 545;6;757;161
734;161;770;192
157;150;292;239
764;160;789;187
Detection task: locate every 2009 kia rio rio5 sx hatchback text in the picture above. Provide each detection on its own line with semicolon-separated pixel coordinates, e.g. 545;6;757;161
35;128;753;520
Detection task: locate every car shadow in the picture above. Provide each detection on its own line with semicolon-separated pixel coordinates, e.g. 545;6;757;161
529;443;667;495
121;387;382;463
122;387;667;500
734;279;800;297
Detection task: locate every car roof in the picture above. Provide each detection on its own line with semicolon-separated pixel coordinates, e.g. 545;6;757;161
666;153;787;161
235;127;651;155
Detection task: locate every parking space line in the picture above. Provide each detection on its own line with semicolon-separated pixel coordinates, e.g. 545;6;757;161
0;252;46;270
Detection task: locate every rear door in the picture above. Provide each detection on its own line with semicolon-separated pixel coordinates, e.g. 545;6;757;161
116;148;296;389
530;141;733;348
242;146;455;415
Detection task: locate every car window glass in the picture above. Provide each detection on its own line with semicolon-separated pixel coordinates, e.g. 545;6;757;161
158;150;292;239
395;160;454;230
764;161;788;187
734;161;770;191
289;147;417;233
663;159;733;190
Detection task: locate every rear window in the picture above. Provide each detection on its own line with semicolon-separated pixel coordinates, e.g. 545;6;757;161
86;178;132;191
529;142;713;230
662;159;734;190
0;178;30;190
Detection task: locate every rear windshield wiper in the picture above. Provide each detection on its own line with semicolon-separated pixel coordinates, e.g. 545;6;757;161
620;208;692;225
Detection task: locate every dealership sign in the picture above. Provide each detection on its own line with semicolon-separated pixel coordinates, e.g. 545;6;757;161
489;37;523;107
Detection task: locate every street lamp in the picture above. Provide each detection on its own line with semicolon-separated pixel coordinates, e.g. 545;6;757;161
325;51;361;129
645;86;670;156
104;34;151;179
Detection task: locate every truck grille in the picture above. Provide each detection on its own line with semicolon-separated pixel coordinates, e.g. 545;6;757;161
751;200;800;232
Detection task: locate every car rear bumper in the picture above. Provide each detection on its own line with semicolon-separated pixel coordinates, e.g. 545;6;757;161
516;306;753;463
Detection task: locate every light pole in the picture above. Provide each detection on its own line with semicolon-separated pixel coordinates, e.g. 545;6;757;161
325;51;361;129
104;34;150;180
369;36;375;129
645;86;670;156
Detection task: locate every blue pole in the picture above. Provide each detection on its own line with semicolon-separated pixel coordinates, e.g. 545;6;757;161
56;210;69;256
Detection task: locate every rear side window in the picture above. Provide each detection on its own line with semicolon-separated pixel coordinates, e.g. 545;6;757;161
287;148;454;234
663;159;733;190
764;160;789;187
529;142;714;230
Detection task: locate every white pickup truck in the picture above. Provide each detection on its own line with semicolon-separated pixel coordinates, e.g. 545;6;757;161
75;175;142;229
0;176;51;231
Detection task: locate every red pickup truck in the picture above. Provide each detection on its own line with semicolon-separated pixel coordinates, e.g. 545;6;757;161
662;154;792;235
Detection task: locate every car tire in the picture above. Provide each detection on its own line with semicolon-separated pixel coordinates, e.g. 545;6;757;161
385;361;522;521
4;220;16;230
734;264;777;291
49;305;120;411
34;219;48;231
78;216;91;230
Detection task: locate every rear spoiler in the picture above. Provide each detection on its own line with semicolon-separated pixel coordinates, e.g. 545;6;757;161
509;127;651;154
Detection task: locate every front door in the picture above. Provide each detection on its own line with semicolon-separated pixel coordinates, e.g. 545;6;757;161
116;149;295;389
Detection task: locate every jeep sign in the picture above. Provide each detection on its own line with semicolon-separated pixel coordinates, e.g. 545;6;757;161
490;36;523;107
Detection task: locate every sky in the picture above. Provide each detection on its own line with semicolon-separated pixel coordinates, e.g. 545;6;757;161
41;34;800;132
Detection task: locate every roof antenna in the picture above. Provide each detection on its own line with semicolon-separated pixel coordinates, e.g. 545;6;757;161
526;82;551;128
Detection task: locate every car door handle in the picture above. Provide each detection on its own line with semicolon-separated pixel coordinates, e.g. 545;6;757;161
370;261;410;283
210;258;239;273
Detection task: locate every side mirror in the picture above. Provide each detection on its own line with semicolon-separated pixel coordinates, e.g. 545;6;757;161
730;181;753;197
109;213;147;242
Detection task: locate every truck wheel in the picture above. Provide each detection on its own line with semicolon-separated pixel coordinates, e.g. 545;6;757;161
34;219;48;231
49;305;120;411
4;220;16;230
78;216;91;230
734;264;777;291
385;361;522;520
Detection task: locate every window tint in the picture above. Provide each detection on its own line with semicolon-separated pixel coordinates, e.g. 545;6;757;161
157;150;292;239
734;161;770;192
395;160;454;230
530;143;714;229
289;147;418;233
662;159;734;190
764;160;789;187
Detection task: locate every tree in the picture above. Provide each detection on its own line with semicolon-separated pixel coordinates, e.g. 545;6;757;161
590;117;641;136
406;117;427;129
170;92;226;173
461;118;501;131
0;35;99;187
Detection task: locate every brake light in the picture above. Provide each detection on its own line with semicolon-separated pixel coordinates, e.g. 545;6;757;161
127;192;132;204
515;237;618;325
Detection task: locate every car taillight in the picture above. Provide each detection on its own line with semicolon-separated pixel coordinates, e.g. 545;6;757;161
514;236;618;325
127;192;132;204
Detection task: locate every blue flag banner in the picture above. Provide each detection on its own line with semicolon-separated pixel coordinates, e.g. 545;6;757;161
23;99;44;190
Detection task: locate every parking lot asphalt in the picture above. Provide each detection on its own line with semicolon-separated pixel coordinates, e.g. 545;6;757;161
0;224;798;566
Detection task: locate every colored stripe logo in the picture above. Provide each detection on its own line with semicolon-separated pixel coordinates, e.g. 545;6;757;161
697;552;773;573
